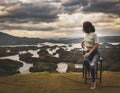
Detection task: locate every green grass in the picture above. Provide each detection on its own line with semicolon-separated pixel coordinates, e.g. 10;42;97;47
0;72;120;93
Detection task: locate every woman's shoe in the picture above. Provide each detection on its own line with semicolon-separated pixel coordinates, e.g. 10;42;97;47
90;82;96;89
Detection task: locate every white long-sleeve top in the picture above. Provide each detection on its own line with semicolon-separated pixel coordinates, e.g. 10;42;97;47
83;32;99;48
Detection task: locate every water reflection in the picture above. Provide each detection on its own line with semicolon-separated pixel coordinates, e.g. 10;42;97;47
56;63;68;73
47;47;59;58
56;62;83;73
28;49;40;57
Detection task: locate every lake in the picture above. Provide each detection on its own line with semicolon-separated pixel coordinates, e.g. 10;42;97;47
0;42;83;74
1;42;119;74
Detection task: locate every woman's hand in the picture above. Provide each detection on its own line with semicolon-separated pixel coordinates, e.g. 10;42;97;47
81;41;85;49
84;52;91;58
84;43;99;58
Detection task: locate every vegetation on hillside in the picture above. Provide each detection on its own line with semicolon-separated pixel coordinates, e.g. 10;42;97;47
0;59;23;75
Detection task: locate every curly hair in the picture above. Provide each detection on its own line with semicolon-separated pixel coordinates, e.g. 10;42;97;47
83;21;95;33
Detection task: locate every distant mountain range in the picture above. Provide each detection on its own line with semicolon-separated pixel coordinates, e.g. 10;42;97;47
0;32;120;45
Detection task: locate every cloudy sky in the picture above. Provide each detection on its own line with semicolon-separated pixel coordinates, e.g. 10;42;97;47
0;0;120;38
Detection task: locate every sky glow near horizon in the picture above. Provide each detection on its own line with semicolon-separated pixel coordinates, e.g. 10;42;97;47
0;0;120;38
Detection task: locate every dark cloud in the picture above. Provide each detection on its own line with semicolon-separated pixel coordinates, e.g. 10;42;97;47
45;0;61;3
1;0;120;24
0;24;57;31
63;5;80;14
61;0;88;13
62;0;88;7
61;0;120;16
0;0;120;29
0;1;59;23
83;0;120;16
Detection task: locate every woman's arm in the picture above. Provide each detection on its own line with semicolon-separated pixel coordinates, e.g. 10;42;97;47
89;43;99;54
84;43;99;58
81;41;85;49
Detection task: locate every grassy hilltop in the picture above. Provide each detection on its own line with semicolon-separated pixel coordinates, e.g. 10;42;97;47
0;72;120;93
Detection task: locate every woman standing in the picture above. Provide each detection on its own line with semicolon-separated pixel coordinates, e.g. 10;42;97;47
81;21;100;89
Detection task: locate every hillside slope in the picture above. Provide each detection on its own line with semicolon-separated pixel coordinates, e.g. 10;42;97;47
0;32;120;45
0;72;120;93
0;32;45;45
